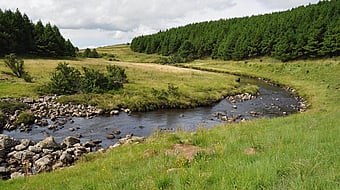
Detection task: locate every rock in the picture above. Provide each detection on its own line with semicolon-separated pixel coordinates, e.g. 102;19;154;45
36;137;60;150
0;166;8;174
15;139;33;151
34;155;52;173
92;139;102;145
0;148;7;158
244;147;257;155
28;146;42;153
59;151;74;164
52;162;64;170
0;134;20;149
12;151;24;160
106;134;115;139
68;128;75;132
94;109;104;115
112;129;121;135
22;150;35;160
10;172;24;179
63;136;80;148
110;110;119;115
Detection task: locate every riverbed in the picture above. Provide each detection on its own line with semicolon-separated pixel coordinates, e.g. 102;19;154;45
2;78;303;148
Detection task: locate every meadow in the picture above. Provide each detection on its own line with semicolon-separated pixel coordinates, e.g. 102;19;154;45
0;45;339;189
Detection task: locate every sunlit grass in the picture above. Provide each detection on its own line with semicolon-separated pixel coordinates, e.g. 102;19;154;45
0;46;339;189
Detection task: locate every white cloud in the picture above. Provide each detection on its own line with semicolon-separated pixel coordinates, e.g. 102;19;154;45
0;0;320;48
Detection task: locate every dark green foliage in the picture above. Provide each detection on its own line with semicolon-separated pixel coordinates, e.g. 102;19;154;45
106;65;127;83
47;63;127;95
81;67;109;93
0;111;6;128
131;1;340;62
151;83;180;100
48;63;82;95
14;111;35;126
0;100;28;114
4;53;32;82
0;9;76;57
82;48;100;58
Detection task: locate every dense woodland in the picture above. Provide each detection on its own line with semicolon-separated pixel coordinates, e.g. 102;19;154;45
131;0;340;62
0;9;76;57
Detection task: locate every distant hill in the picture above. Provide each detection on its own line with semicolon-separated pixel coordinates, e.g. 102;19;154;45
131;0;340;62
0;9;76;57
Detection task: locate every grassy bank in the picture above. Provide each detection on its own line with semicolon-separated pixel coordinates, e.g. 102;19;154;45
0;54;255;111
1;46;339;189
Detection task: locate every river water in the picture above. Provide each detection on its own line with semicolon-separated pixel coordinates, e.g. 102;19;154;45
3;78;301;148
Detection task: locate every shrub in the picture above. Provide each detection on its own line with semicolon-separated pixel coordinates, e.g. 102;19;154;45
14;111;35;126
106;65;127;83
48;62;82;95
4;53;32;82
81;67;109;93
0;100;28;114
47;63;127;95
0;111;7;128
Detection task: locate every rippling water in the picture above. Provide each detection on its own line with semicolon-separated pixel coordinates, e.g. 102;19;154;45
3;78;300;148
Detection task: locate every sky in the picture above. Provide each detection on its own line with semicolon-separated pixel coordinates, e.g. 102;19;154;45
0;0;320;49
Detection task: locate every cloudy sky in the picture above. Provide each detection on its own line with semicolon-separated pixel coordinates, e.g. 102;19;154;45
0;0;319;48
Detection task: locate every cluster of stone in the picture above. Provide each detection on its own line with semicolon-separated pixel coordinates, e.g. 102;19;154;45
0;134;145;180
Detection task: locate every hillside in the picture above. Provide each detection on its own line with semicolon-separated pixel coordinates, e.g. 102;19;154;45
131;0;340;62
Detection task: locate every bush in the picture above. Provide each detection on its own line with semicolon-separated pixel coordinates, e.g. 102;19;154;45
0;100;28;114
14;111;35;126
81;67;109;93
4;53;32;82
48;62;82;95
47;63;127;95
0;111;7;128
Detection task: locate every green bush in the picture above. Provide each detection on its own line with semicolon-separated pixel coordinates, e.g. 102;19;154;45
14;111;35;126
0;111;7;127
47;63;127;95
0;100;28;114
48;62;82;95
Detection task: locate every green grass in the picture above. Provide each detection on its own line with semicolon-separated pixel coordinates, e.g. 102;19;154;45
0;46;339;189
0;51;254;111
96;44;164;63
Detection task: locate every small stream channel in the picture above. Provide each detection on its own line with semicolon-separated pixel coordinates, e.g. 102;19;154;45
2;78;302;148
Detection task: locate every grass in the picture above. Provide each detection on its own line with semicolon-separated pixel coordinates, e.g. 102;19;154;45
0;46;339;189
0;49;254;111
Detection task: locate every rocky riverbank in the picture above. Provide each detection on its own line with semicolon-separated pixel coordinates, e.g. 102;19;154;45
0;134;145;180
0;95;129;132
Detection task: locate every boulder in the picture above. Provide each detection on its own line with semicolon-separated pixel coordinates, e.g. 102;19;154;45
0;134;20;149
34;155;52;173
28;145;42;154
15;139;33;151
36;137;60;150
10;172;24;179
59;151;74;164
63;136;80;147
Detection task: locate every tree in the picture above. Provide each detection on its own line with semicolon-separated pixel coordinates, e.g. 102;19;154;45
4;53;32;82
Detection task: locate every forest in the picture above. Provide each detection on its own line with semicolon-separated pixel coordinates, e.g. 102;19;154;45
131;0;340;62
0;9;76;57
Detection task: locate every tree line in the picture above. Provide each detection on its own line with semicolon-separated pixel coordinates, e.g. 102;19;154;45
0;9;76;57
131;0;340;62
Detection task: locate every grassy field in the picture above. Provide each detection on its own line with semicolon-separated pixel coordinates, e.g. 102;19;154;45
0;45;339;189
0;53;254;111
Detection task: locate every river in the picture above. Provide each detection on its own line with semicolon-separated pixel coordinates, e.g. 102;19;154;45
3;78;301;148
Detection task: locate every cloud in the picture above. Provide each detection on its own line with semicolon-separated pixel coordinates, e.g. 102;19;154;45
0;0;320;48
255;0;319;10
